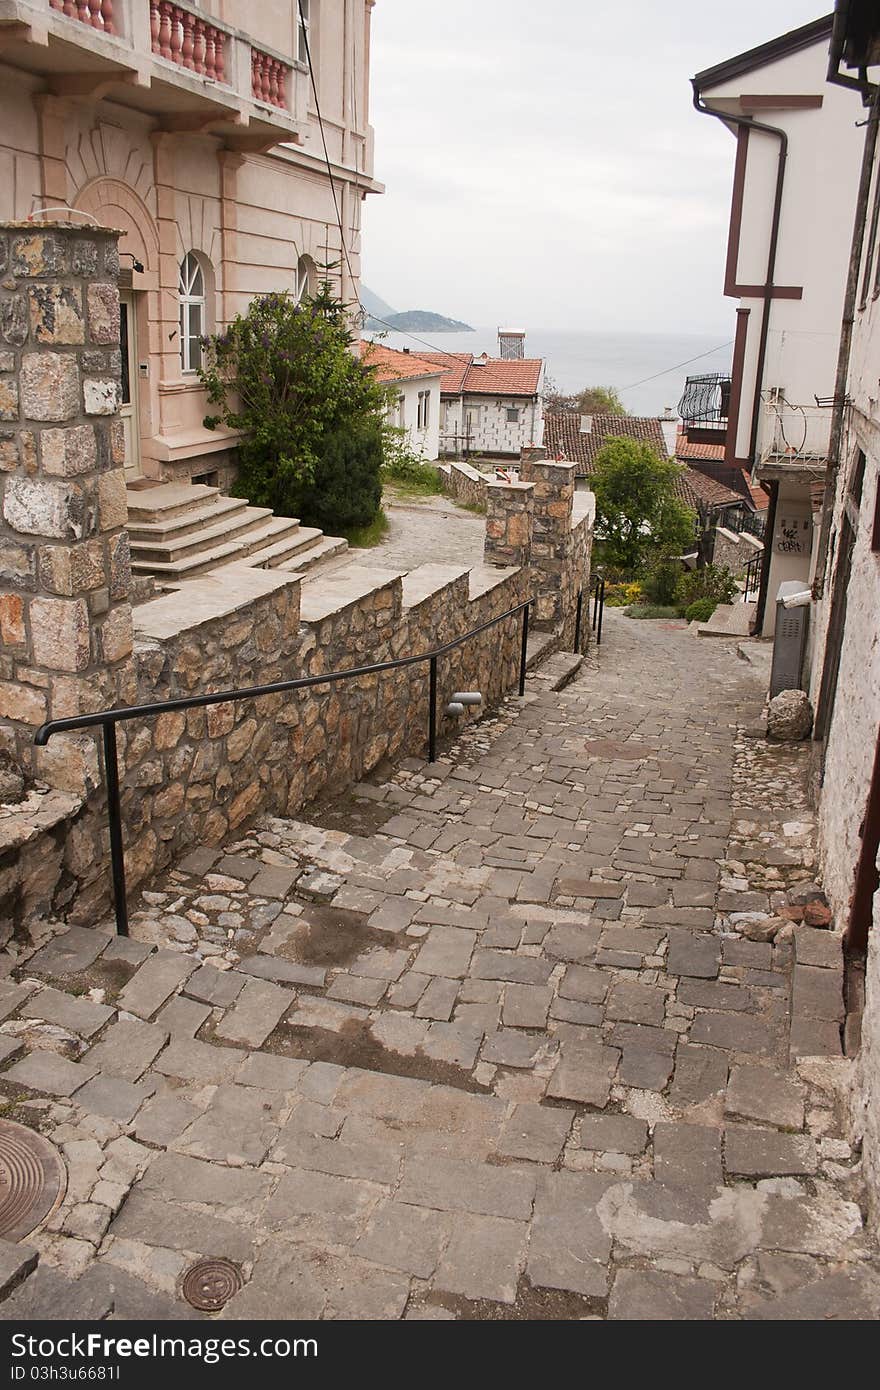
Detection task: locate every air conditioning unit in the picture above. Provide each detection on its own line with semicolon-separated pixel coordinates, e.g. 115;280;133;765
770;580;809;698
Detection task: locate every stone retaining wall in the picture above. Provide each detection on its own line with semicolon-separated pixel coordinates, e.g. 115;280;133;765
437;460;488;511
59;559;526;925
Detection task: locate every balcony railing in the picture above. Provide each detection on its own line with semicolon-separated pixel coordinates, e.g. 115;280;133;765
48;0;114;30
678;373;732;430
759;399;831;467
9;2;300;135
149;1;227;82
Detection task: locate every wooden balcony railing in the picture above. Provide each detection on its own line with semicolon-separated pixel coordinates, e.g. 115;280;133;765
149;1;227;82
48;0;115;30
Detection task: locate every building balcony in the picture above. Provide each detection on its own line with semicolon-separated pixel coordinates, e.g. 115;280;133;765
0;0;305;148
678;372;731;445
756;396;831;481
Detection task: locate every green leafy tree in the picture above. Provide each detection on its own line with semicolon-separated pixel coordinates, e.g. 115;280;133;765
591;436;697;573
199;279;388;528
575;384;627;416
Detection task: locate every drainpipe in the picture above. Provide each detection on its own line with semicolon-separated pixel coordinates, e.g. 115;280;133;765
812;83;880;599
691;83;788;634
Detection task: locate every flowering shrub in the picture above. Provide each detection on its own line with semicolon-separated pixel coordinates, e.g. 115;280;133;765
199;282;388;528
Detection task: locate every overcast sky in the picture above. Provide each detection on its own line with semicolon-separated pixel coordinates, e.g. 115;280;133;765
362;0;827;335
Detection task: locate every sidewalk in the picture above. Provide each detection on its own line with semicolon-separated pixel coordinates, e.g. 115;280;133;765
1;609;878;1320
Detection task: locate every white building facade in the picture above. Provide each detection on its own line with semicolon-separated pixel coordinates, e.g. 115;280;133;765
359;342;441;460
692;16;864;635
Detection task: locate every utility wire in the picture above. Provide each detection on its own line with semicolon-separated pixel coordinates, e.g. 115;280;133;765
297;2;464;363
618;340;733;394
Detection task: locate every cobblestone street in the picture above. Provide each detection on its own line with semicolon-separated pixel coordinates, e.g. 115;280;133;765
2;610;879;1320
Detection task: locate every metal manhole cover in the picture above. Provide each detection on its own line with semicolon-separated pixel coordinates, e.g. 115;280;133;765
181;1259;243;1311
0;1119;67;1242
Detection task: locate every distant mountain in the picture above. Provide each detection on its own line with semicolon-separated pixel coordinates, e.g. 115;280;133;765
360;286;474;335
360;285;398;321
379;309;474;333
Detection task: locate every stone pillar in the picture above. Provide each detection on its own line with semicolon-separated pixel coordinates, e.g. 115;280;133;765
484;479;534;569
523;456;578;629
0;221;133;796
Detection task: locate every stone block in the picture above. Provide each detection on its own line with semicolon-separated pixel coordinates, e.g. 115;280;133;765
83;378;118;416
27;285;84;345
11;234;69;278
3;477;86;540
724;1125;817;1177
497;1102;574;1162
87;283;119;345
609;1269;715;1320
435;1213;526;1304
527;1170;613;1297
357;1201;450;1278
29;596;90;672
19;352;79;421
578;1113;648;1154
0;376;18;421
97;470;127;530
40;424;97;477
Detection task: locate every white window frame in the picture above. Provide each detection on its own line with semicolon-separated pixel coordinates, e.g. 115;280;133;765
178;251;206;375
417;390;430;430
294;254;316;305
506;406;520;423
297;0;311;65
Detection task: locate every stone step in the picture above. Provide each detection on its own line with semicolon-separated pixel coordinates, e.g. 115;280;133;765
131;517;300;579
130;506;277;563
240;525;326;570
125;482;221;523
697;601;756;639
127;494;251;541
528;650;583;691
275;535;349;575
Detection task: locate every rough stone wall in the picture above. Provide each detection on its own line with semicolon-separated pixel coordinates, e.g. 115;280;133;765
484;479;534;568
857;852;880;1235
59;561;526;925
518;449;593;649
0;223;132;800
711;525;763;576
437;461;487;511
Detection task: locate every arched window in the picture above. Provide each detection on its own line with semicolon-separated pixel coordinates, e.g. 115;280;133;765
179;252;206;373
294;254;317;305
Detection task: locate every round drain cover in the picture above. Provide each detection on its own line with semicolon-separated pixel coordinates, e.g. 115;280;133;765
0;1119;67;1243
181;1259;243;1311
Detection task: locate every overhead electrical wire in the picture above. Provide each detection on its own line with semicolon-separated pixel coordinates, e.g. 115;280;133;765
619;340;734;394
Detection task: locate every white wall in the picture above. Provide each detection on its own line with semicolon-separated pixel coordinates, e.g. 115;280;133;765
387;376;441;461
704;42;863;464
461;394;544;458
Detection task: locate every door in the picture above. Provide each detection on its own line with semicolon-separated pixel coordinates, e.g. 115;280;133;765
848;726;880;956
119;292;141;480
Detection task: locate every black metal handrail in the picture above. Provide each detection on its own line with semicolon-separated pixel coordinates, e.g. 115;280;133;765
591;571;606;645
34;598;532;937
743;552;762;603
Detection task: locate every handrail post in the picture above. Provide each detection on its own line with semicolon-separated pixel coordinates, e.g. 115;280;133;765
592;576;599;631
574;589;583;652
519;601;529;696
102;721;129;937
428;655;437;762
597;578;605;646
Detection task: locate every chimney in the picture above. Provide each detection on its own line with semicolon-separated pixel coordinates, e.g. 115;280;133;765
659;415;678;458
579;414;593;435
498;330;525;360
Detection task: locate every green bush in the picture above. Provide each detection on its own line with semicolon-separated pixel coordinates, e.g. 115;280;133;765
625;604;680;620
199;283;387;530
295;416;383;531
382;430;441;494
604;580;643;607
684;597;717;623
675;564;737;610
641;558;682;606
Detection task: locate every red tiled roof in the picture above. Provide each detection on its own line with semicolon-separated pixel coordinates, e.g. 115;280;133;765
416;352;473;394
417;352;543;397
357;340;443;383
543;411;671;478
741;469;770;511
676;468;744;510
675;428;726;462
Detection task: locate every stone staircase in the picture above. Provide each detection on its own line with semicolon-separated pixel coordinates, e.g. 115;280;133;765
126;483;348;585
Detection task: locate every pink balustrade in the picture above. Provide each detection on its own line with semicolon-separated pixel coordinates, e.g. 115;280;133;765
149;1;227;83
49;0;115;32
251;48;290;110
